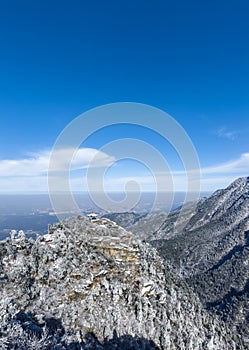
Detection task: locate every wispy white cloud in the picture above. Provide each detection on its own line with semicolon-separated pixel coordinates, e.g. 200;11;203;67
201;152;249;175
215;127;238;140
101;153;249;192
196;153;249;191
0;149;249;193
0;148;115;177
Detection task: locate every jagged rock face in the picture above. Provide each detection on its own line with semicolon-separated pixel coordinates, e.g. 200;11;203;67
131;177;249;347
0;218;239;349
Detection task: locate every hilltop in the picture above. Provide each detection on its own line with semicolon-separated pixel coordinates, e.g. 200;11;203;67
0;216;240;349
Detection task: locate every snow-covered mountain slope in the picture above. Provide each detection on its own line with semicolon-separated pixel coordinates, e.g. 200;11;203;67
129;177;249;346
0;217;240;349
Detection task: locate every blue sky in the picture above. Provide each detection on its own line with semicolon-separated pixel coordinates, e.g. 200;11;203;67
0;0;249;193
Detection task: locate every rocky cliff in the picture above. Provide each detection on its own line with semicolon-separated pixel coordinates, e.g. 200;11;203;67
0;217;240;349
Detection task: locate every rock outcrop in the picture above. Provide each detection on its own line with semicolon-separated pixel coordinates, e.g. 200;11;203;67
0;217;240;349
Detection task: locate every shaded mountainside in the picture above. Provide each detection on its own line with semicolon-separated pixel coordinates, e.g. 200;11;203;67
101;211;142;229
130;202;205;241
128;177;249;346
0;218;241;349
